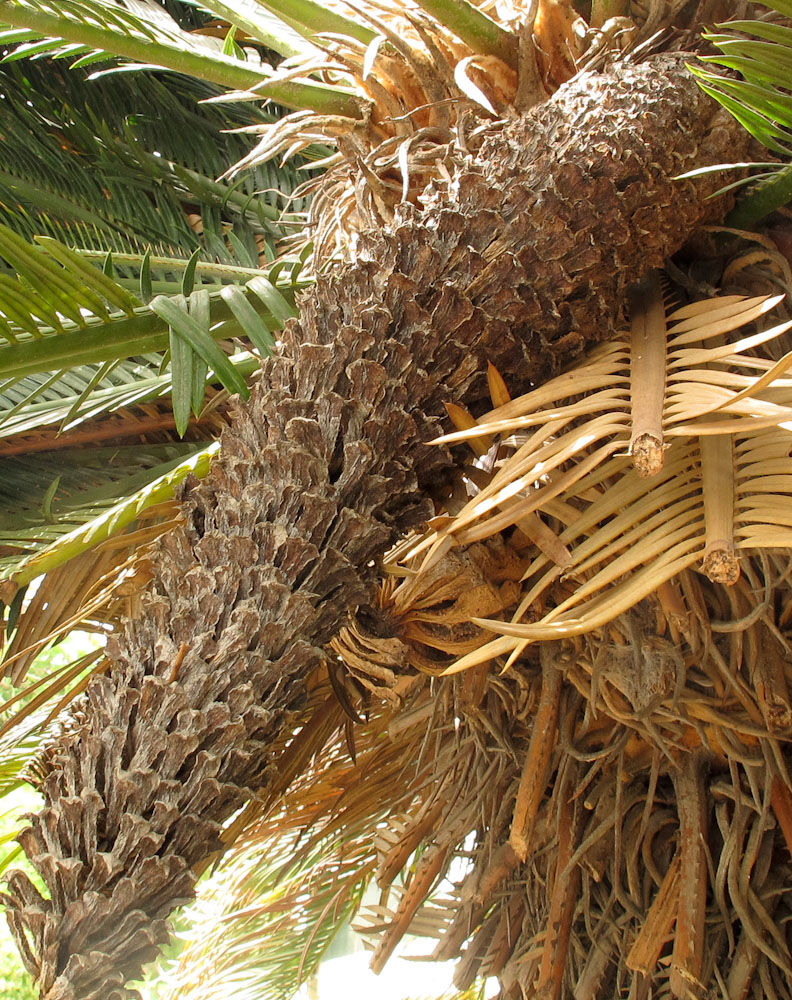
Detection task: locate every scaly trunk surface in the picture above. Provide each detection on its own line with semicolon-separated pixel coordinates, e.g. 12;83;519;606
3;54;749;999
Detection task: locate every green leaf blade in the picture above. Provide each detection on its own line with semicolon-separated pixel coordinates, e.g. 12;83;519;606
150;293;249;400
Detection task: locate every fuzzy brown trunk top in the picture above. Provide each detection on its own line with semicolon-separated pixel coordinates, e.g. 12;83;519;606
2;54;749;1000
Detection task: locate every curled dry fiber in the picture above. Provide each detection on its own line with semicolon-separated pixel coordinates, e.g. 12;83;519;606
3;55;749;999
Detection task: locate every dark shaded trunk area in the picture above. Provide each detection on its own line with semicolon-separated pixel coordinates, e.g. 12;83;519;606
3;54;749;1000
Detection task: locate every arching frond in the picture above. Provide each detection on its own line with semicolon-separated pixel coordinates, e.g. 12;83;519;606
691;0;792;226
401;288;792;669
0;59;310;259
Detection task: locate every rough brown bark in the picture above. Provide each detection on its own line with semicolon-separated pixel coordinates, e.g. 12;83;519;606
2;54;749;999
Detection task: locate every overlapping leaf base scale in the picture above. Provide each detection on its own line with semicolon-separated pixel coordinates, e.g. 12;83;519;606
2;55;750;1000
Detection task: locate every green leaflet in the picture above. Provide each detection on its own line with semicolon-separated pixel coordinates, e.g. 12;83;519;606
150;293;250;400
0;442;220;587
695;3;792;224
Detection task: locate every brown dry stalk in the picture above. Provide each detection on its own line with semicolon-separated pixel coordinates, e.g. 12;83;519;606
375;795;448;887
509;642;563;861
656;578;690;641
2;55;750;1000
727;920;772;1000
472;839;521;905
670;751;708;999
771;776;792;864
370;843;451;974
573;921;619;999
487;893;526;979
748;625;792;733
534;760;580;1000
432;897;488;963
0;411;221;456
626;852;681;975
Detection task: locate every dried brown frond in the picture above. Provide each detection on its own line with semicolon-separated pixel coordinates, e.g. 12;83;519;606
407;290;792;663
230;0;592;264
171;578;792;998
267;282;792;997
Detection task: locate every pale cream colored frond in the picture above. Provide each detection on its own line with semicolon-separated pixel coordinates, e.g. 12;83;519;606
386;289;792;669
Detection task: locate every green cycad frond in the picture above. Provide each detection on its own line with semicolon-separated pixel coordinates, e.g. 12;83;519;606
0;16;316;708
0;633;105;837
0;642;104;760
0;228;301;667
0;58;308;259
0;227;297;395
1;353;244;443
0;0;591;263
0;0;276;85
690;0;792;226
0;726;43;800
0;443;218;680
0;439;219;744
0;441;210;578
0;0;365;115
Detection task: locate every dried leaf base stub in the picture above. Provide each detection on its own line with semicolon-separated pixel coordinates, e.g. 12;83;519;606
329;283;792;999
0;55;756;1000
348;567;792;1000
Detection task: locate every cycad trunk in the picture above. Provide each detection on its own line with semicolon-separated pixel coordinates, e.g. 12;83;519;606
3;55;749;999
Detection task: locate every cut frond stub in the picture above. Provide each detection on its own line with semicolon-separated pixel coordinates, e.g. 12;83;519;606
700;433;740;586
628;268;667;477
